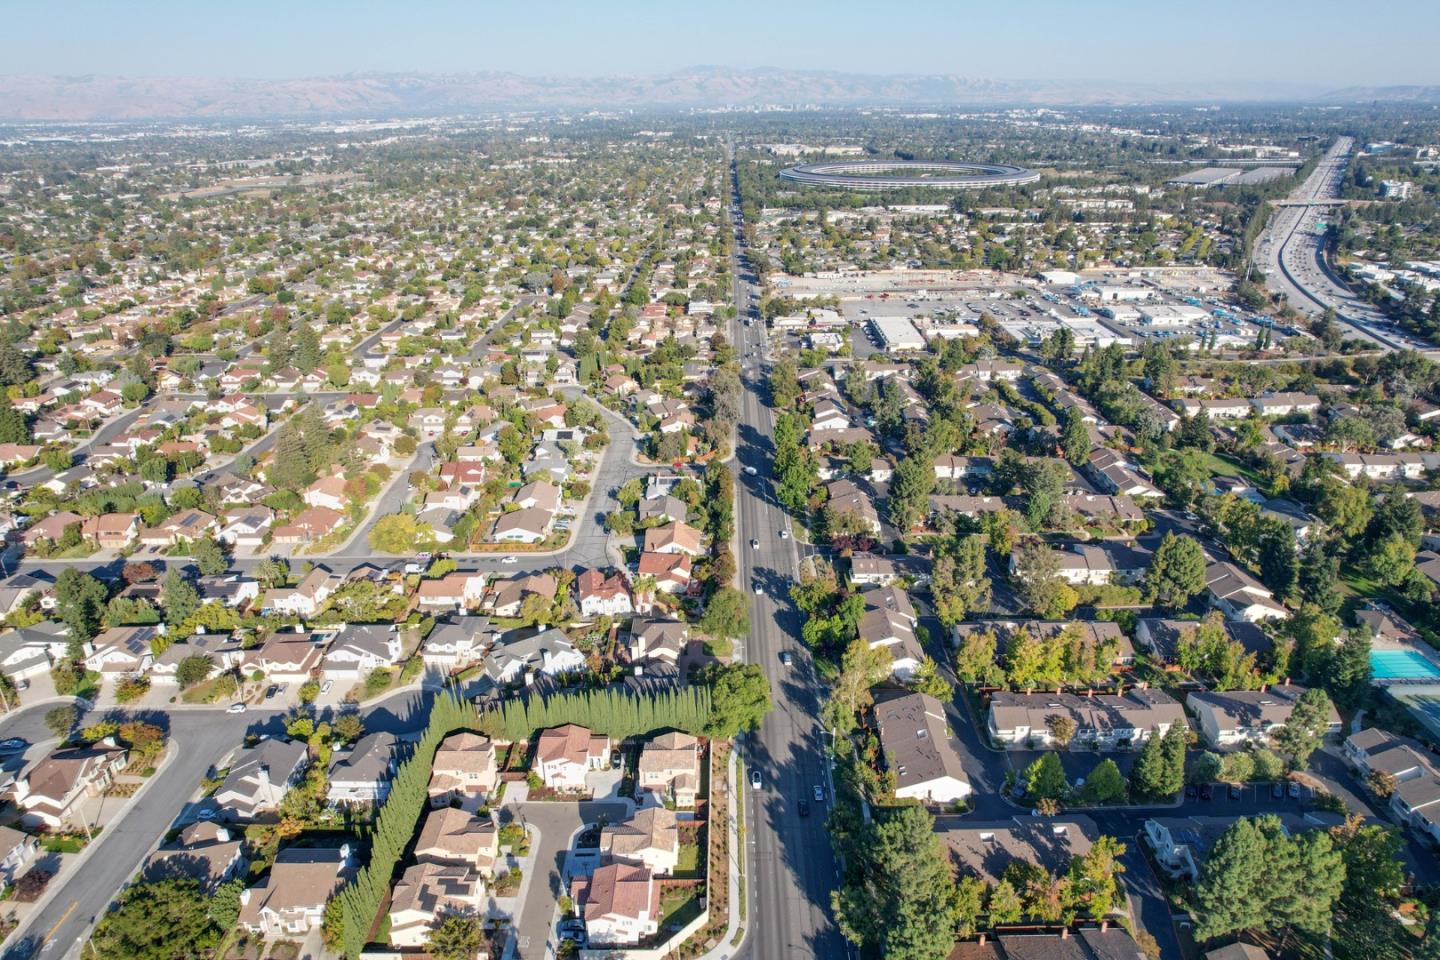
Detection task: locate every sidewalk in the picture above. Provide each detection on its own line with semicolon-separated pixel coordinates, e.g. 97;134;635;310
693;746;746;960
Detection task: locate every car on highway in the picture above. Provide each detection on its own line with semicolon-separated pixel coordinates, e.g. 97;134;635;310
501;556;518;564
750;768;762;789
813;785;824;802
780;651;793;667
227;703;248;714
743;465;758;476
797;798;810;817
778;528;789;539
753;583;764;596
751;539;759;549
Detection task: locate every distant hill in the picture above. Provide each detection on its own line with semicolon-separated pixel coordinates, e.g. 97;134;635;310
0;67;1421;122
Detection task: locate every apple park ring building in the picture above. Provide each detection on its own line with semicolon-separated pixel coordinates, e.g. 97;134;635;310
778;159;1040;190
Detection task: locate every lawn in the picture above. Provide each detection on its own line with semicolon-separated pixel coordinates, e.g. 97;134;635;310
1194;450;1264;484
675;841;702;878
658;886;703;930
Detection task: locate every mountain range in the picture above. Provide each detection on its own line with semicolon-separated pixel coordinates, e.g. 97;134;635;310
0;68;1435;122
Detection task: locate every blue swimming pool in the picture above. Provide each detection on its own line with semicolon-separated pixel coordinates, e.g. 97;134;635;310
1371;649;1440;680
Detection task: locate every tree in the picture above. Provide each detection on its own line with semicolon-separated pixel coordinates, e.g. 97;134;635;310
953;629;1004;687
1367;533;1416;587
1272;687;1333;768
1130;726;1169;798
45;704;76;739
369;514;431;554
175;655;214;689
1080;759;1127;805
699;587;749;641
1144;532;1207;608
1023;752;1068;801
987;879;1023;925
932;535;991;626
54;568;107;642
161;569;200;628
833;805;958;960
702;663;772;737
427;915;486;960
1366;768;1399;799
0;394;31;444
1068;835;1127;918
90;878;221;960
1059;408;1090;465
887;454;935;535
1298;540;1343;615
1326;627;1372;710
1012;542;1077;619
909;657;953;701
1256;517;1298;602
191;537;228;576
827;636;892;733
1192;817;1273;941
1046;714;1077;748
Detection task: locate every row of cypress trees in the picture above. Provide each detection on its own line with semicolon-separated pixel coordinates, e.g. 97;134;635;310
331;691;477;958
475;685;712;741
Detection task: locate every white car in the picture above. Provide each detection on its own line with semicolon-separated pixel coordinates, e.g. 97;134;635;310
750;539;759;549
226;703;247;714
501;556;518;564
778;529;789;539
754;584;764;596
743;465;758;476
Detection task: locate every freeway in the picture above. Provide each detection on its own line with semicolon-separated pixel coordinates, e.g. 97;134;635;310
1256;136;1423;351
726;140;849;960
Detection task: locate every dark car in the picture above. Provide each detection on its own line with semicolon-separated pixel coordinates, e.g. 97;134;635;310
1288;781;1301;799
1229;783;1243;800
1199;783;1214;800
1184;783;1198;800
797;799;810;818
610;750;622;770
0;738;27;754
1271;782;1285;800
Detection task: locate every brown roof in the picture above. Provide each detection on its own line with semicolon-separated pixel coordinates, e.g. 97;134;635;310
571;862;659;924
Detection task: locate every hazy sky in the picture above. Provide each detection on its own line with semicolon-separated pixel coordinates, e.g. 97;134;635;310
5;0;1437;88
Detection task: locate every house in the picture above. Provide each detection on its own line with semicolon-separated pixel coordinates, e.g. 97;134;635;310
627;619;689;667
386;861;485;948
138;508;217;547
934;815;1096;886
1205;561;1290;622
78;512;139;550
825;479;883;534
427;732;498;807
571;862;660;946
218;507;274;548
484;628;585;684
414;807;500;875
849;553;899;586
240;630;328;684
302;475;349;512
270;506;345;545
600;807;680;876
421;616;499;672
1344;727;1435;785
636;551;692;595
196;573;260;609
490;507;554;544
214;738;309;821
237;844;352;935
534;724;611;791
485;573;557;618
874;691;971;804
637;496;687;525
143;821;247;890
576;569;633;618
327;731;401;806
1011;541;1151;586
636;732;701;808
642;521;703;557
0;825;38;889
1187;684;1341;750
20;511;83;548
0;573;53;621
321;624;404;680
14;743;129;828
986;688;1185;750
0;620;67;683
150;633;241;685
416;572;487;613
83;625;160;677
261;566;340;617
860;606;925;681
1145;813;1340;881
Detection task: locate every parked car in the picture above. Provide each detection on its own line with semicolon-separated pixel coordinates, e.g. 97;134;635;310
1271;782;1285;799
813;785;824;802
0;738;28;754
610;750;622;770
750;768;762;789
227;703;248;714
1288;781;1301;799
1184;783;1197;800
264;685;278;700
1229;783;1243;800
320;680;333;694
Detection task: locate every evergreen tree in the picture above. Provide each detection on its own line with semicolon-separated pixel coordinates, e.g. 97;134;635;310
1130;726;1170;798
1059;408;1089;465
0;394;31;444
1144;532;1207;608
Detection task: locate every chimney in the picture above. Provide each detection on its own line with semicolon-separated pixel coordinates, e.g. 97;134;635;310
977;934;986;946
1061;927;1070;940
257;763;270;787
1283;676;1291;687
1260;683;1268;693
1100;919;1109;932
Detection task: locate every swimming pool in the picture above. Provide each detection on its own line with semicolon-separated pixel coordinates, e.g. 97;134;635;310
1371;649;1440;680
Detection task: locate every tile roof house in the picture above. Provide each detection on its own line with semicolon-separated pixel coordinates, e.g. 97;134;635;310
143;821;247;890
14;743;129;828
427;732;498;807
636;732;701;808
535;724;611;791
875;691;971;804
987;689;1185;751
386;861;485;948
414;806;500;875
600;806;681;876
214;738;309;821
484;573;557;618
237;844;353;935
642;521;704;557
1187;685;1341;751
326;731;401;806
576;569;633;618
321;623;404;680
636;551;692;595
570;862;660;946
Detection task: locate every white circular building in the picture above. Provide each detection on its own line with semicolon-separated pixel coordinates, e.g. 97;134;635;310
778;159;1039;190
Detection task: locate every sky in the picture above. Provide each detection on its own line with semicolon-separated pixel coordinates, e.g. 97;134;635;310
2;0;1436;89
